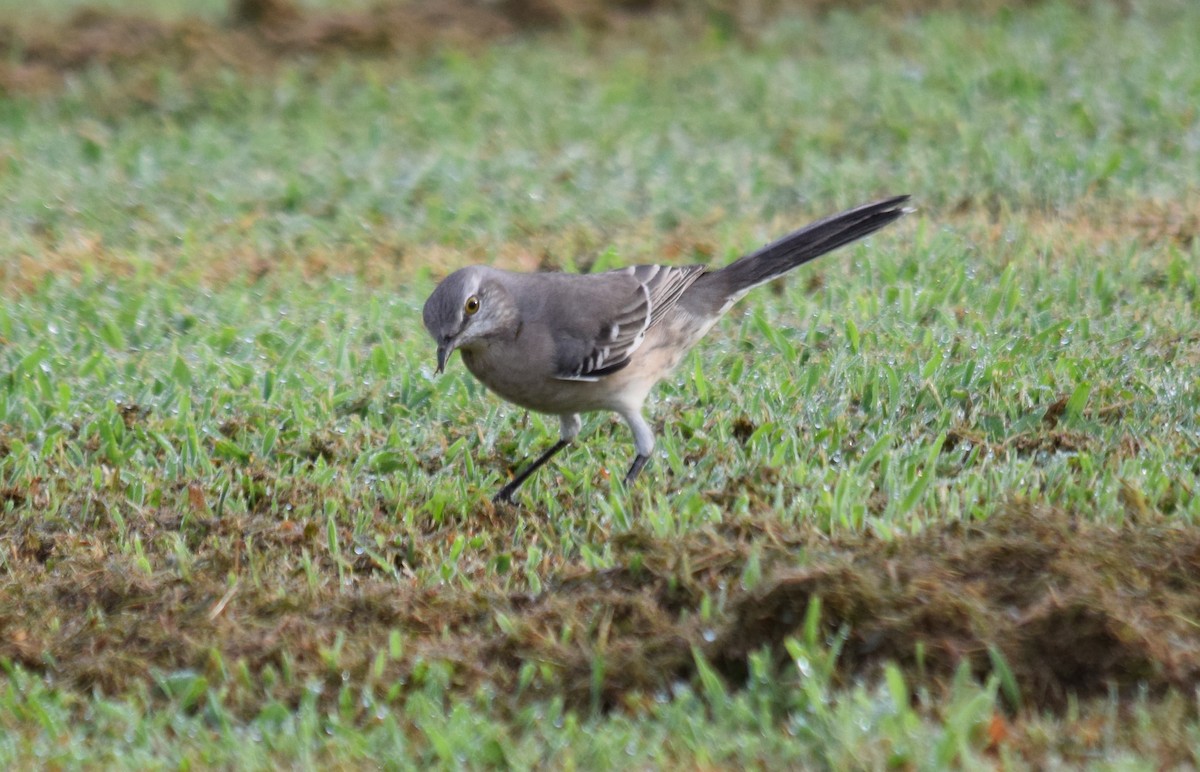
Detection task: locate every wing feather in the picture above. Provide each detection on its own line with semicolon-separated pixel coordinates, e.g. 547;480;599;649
554;264;705;382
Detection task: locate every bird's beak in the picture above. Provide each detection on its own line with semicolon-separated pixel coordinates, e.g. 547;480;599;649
435;343;450;374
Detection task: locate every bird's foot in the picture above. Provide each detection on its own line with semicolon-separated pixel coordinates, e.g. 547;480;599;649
623;454;650;486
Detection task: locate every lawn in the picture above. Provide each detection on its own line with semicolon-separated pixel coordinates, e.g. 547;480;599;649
1;0;1199;767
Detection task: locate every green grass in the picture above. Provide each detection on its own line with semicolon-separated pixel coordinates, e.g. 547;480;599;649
0;0;226;20
2;0;1200;767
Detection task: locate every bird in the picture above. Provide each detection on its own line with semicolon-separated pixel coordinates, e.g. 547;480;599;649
423;195;910;503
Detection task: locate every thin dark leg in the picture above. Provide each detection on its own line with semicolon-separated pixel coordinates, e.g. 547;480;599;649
623;454;650;486
493;439;570;504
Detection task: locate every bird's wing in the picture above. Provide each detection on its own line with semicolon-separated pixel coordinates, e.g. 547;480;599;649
553;264;707;382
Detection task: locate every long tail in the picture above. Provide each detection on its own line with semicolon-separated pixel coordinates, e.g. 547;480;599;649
716;195;911;297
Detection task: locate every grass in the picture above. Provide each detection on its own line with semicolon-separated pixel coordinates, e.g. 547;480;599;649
1;0;1200;767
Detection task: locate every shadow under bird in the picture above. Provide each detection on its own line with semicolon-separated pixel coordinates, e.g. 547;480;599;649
423;195;911;504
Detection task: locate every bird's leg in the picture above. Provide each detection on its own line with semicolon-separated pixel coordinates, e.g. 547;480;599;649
493;439;569;504
620;409;656;488
623;453;650;485
493;414;581;505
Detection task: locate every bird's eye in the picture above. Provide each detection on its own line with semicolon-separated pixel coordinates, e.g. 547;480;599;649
464;296;480;315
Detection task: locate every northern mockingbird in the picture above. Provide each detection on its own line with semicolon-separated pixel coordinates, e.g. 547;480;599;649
423;195;910;503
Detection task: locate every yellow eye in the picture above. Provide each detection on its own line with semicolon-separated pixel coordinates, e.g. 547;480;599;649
464;295;480;315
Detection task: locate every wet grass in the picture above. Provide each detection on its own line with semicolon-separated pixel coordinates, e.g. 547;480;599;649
2;0;1200;766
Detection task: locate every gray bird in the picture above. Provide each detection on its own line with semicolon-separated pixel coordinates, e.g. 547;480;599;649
423;195;910;503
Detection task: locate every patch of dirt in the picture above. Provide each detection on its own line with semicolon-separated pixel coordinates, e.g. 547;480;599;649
711;505;1200;708
0;0;598;94
1125;198;1200;249
0;0;1120;96
951;195;1200;255
4;501;1200;719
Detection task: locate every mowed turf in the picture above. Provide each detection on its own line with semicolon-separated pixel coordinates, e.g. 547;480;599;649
2;0;1200;767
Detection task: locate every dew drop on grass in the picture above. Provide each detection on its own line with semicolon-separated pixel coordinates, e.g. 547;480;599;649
354;546;364;555
702;628;716;643
794;656;812;678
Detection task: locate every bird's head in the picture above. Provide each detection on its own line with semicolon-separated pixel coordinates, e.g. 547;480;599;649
422;266;515;373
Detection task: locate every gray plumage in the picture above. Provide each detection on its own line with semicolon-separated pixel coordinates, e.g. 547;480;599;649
422;195;910;503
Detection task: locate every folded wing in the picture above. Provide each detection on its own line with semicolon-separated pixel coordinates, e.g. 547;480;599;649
553;264;706;381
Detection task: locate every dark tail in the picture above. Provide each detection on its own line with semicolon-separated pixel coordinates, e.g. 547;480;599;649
716;195;911;297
